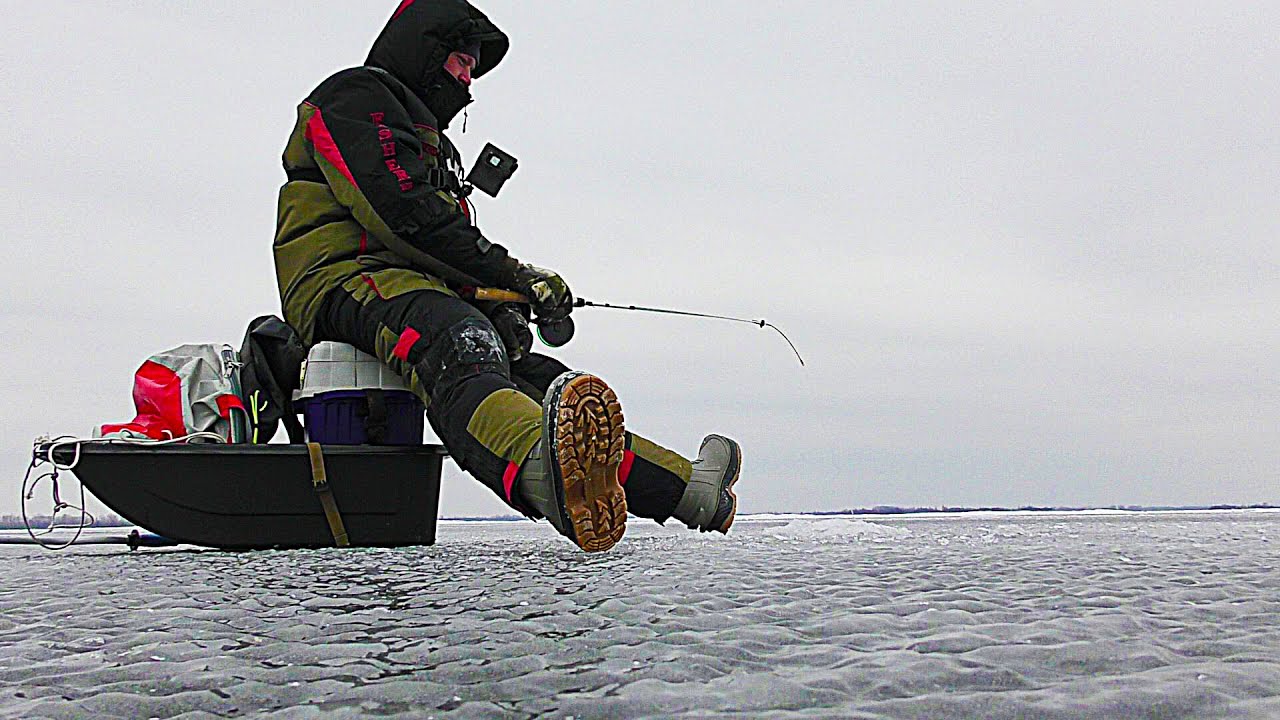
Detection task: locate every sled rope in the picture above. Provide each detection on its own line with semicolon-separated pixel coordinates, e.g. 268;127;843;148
21;433;226;551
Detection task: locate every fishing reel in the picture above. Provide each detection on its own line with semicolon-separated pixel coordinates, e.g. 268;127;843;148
535;316;575;347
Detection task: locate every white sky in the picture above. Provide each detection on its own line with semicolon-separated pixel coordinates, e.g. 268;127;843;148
2;1;1276;518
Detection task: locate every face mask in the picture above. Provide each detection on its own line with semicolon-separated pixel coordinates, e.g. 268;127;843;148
423;66;473;129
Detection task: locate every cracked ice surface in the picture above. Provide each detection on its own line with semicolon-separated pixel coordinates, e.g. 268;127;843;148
1;512;1278;719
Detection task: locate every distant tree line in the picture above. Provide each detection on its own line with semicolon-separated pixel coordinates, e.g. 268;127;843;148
0;513;130;530
441;504;1278;522
811;503;1279;516
4;505;1275;529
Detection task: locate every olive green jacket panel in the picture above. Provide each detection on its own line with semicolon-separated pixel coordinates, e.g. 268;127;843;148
272;69;511;344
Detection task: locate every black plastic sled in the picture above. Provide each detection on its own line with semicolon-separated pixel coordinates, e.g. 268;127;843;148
36;443;445;550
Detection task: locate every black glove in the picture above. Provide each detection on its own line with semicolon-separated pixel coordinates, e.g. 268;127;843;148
509;263;574;322
487;302;534;363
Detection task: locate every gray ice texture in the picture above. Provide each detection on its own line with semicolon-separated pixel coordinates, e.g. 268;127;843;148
2;512;1278;719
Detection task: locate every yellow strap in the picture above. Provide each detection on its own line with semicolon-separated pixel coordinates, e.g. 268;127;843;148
306;442;350;548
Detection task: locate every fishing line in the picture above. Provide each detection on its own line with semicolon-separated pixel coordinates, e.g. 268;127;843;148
575;298;806;367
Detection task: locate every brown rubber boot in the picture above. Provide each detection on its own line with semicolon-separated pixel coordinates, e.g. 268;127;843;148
516;371;628;552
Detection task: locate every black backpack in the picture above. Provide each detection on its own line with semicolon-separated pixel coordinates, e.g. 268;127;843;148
237;315;307;443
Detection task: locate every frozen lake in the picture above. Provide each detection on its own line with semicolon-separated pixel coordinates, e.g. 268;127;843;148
2;511;1278;719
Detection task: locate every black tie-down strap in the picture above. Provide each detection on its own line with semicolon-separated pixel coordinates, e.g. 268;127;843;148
306;442;350;548
357;389;388;445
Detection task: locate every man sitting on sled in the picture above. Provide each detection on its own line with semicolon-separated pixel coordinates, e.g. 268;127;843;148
272;0;741;551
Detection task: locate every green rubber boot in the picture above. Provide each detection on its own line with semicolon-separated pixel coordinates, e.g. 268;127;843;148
672;434;742;533
517;371;628;552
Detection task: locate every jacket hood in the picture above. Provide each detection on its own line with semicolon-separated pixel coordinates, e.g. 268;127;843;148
366;0;509;93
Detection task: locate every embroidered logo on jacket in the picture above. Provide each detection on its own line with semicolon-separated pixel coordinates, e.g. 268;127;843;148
370;112;414;192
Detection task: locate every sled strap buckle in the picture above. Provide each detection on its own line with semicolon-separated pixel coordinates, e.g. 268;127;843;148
306;442;350;548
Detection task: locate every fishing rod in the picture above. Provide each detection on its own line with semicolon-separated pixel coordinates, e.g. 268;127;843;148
469;288;805;367
397;239;804;365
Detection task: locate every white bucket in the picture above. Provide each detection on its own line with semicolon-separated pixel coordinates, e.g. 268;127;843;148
294;342;412;402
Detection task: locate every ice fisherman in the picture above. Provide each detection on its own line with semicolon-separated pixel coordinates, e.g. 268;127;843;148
272;0;741;552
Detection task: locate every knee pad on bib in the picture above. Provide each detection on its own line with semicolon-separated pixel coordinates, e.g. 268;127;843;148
418;316;509;399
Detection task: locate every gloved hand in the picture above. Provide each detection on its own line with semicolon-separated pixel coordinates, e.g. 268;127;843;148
509;263;574;322
487;302;534;363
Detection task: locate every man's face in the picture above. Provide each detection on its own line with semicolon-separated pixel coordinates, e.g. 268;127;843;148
443;51;478;86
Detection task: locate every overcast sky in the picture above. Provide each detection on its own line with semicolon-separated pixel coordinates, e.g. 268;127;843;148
2;1;1276;520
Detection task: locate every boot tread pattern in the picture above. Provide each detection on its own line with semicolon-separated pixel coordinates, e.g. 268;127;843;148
555;375;627;552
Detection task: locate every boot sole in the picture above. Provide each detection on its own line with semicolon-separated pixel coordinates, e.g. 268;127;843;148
552;374;627;552
715;439;742;534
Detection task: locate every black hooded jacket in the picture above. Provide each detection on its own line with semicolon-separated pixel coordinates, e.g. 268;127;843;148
272;0;513;343
367;0;508;115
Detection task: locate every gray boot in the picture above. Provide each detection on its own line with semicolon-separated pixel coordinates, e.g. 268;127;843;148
673;434;742;533
517;371;628;552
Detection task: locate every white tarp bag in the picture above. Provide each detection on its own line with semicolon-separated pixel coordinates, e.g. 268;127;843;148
98;344;246;442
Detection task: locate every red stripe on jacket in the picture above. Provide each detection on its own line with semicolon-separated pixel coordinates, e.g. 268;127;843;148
303;104;358;189
392;0;416;20
360;274;387;300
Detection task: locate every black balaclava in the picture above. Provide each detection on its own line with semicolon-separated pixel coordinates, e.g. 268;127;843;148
365;0;509;129
424;40;481;127
422;66;473;128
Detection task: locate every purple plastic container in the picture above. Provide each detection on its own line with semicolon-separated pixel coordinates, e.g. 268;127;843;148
301;390;425;445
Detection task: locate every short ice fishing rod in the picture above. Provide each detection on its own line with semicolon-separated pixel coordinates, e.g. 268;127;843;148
403;238;803;365
470;288;805;366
